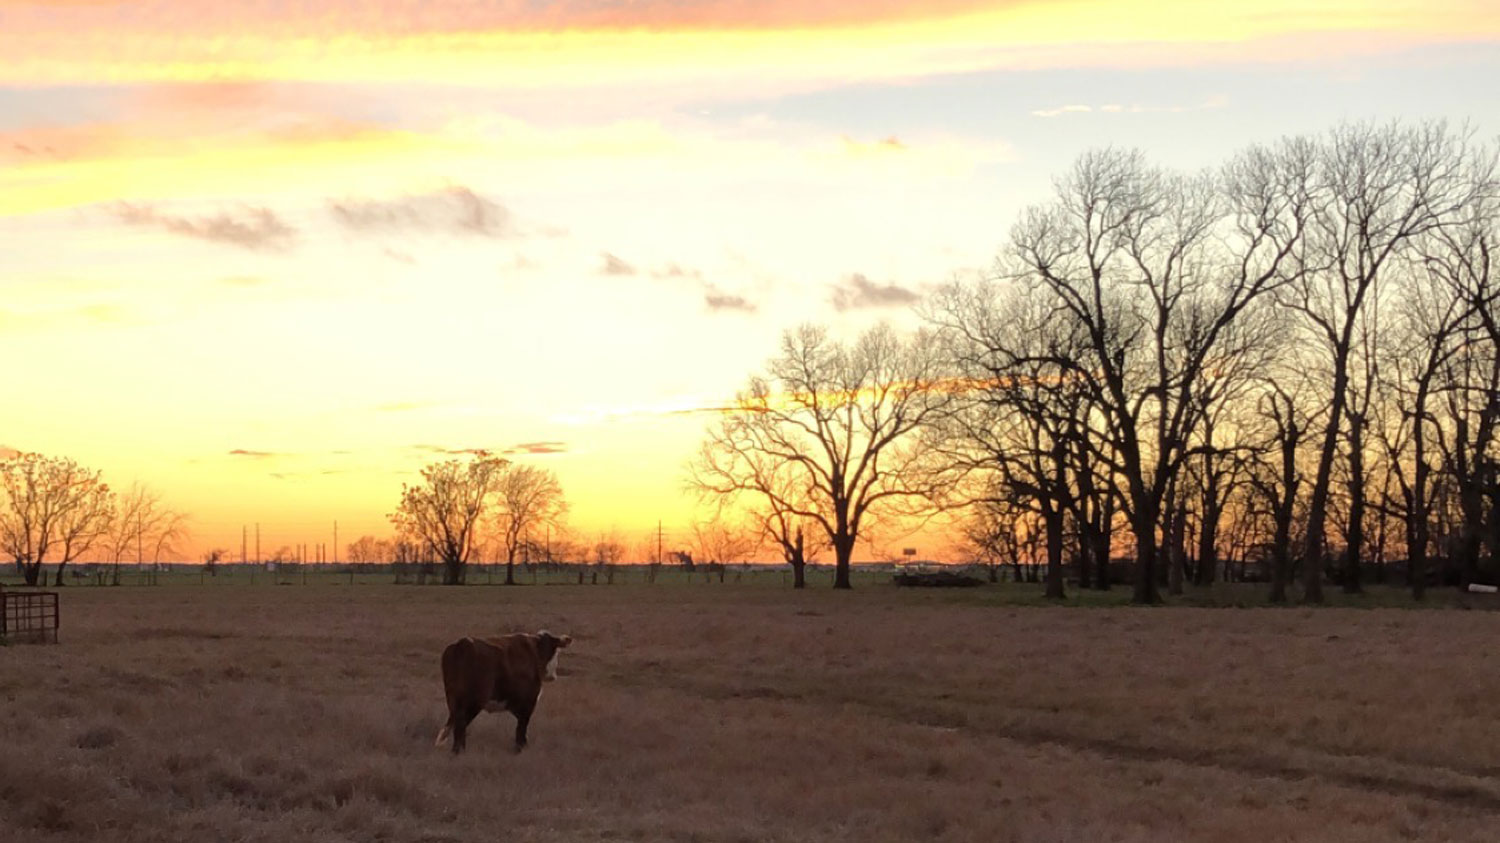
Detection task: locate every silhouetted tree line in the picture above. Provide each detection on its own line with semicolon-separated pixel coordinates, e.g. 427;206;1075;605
696;120;1500;604
1;453;188;587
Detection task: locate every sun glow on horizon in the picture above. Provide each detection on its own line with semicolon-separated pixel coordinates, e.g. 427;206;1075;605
3;1;1499;558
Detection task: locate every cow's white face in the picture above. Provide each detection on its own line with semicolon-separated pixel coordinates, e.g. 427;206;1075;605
537;629;571;682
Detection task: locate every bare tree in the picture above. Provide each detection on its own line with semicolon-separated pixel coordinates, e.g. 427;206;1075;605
987;140;1310;603
0;453;114;587
149;509;190;571
202;548;226;576
593;531;626;584
346;535;393;567
690;323;951;589
1247;379;1313;603
750;502;822;589
1375;274;1464;599
390;454;508;585
691;520;757;583
959;491;1030;583
99;484;188;585
489;464;567;586
927;280;1091;600
1287;121;1483;603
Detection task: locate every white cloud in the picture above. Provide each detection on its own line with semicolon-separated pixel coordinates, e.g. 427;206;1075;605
1031;96;1228;118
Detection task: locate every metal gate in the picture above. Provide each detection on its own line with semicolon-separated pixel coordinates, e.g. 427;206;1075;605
0;587;60;644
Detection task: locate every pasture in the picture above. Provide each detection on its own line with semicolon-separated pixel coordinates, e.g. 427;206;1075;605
2;582;1500;842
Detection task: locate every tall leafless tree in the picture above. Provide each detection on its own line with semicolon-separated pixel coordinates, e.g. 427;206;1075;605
927;280;1093;600
0;453;114;587
489;464;567;585
986;141;1310;603
390;454;508;585
1287;121;1484;603
690;324;951;590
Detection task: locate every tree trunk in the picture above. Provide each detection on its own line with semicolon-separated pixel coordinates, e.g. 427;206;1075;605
1302;357;1351;605
833;536;853;590
1457;470;1483;590
1195;504;1220;588
1043;507;1066;601
505;551;516;586
443;557;464;586
1407;481;1428;601
1131;510;1161;605
53;561;68;587
1093;505;1112;591
1269;504;1293;604
22;561;42;587
1166;499;1186;597
1343;417;1366;594
1195;455;1221;587
788;530;807;589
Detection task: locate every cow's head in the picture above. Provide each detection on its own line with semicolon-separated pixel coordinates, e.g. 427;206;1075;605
536;630;572;681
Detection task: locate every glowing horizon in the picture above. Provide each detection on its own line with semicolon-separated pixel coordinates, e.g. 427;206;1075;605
3;1;1499;561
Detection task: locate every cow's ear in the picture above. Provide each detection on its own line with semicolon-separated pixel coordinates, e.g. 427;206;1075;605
558;634;573;648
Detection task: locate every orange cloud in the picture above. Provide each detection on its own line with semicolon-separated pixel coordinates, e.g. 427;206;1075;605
0;118;452;215
2;2;1494;87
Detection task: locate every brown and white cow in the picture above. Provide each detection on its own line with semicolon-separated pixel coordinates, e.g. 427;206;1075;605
435;630;572;753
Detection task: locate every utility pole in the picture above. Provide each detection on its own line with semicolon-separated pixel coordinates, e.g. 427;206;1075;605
333;520;338;566
241;525;247;568
657;520;663;565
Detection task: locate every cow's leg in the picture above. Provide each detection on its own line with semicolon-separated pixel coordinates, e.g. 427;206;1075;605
435;714;454;748
452;705;480;754
512;701;534;751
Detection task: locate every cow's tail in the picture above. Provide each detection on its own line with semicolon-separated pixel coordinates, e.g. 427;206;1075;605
436;637;475;749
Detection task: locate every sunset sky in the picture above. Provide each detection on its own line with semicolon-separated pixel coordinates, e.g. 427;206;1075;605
4;1;1500;561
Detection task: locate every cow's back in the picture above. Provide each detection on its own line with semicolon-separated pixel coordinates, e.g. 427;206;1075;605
441;637;493;711
443;635;542;709
476;634;543;706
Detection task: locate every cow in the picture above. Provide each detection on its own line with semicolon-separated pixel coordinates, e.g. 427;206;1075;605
434;630;573;753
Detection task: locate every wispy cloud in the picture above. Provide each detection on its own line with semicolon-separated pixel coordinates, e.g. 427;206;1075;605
703;287;758;313
840;134;908;156
330;186;514;237
1030;104;1095;118
830;273;921;311
600;252;637;276
1031;95;1228;118
228;449;279;458
651;262;704;281
503;441;568;455
410;444;495;456
111;203;297;251
554;394;739;424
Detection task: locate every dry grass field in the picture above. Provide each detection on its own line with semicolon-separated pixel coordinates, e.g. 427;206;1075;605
4;583;1500;842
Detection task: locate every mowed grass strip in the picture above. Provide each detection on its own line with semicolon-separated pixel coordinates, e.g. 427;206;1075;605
2;584;1499;842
